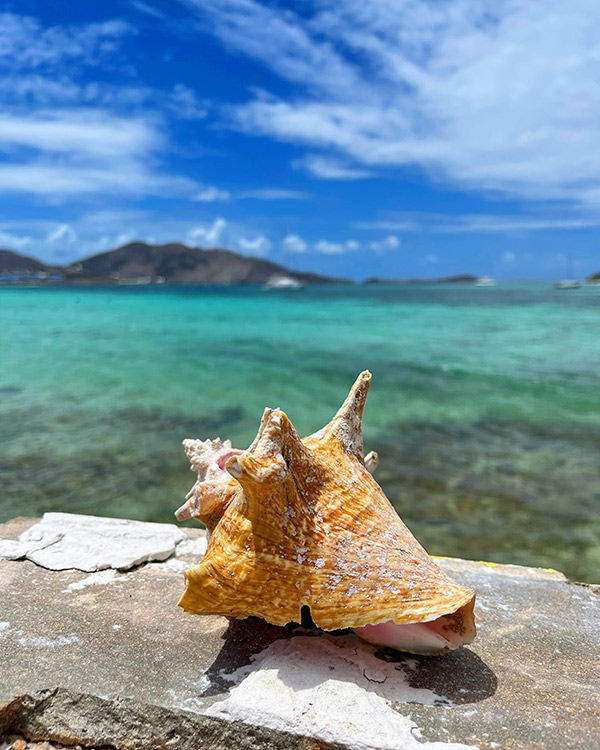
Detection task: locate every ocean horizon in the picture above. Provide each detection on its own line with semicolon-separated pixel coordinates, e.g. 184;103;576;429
2;282;599;582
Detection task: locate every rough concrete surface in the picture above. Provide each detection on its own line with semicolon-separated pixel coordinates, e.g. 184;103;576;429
0;515;599;750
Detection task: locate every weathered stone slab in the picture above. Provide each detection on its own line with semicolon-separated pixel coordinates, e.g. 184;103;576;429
0;513;187;572
1;689;344;750
1;516;599;749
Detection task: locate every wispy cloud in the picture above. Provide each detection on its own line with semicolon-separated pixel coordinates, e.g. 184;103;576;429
313;239;360;254
355;213;600;234
189;0;600;206
193;186;310;202
0;158;194;199
169;83;208;119
0;13;133;70
187;218;227;247
293;156;373;181
0;230;32;249
368;235;400;253
239;188;309;200
47;224;77;244
238;234;271;256
0;105;196;201
0;13;203;200
282;234;307;253
130;1;167;20
0;110;157;157
193;186;231;202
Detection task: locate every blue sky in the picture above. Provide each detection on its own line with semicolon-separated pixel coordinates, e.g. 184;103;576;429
1;0;599;280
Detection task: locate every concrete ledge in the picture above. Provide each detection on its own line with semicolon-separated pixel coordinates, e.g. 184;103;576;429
1;688;343;749
1;515;599;749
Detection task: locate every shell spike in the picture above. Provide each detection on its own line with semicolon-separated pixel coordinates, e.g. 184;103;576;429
175;500;193;521
312;370;372;459
245;407;277;453
227;411;287;485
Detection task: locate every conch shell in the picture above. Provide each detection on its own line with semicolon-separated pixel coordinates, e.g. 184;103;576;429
176;372;476;654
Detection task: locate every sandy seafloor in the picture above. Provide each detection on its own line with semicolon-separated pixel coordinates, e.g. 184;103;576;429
1;282;599;582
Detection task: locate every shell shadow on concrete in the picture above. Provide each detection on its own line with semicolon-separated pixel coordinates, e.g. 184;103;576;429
200;614;497;707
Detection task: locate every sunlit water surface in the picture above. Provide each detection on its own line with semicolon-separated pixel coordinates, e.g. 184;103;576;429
2;283;599;582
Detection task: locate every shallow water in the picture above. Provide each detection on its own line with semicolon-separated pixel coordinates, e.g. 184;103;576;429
1;283;599;582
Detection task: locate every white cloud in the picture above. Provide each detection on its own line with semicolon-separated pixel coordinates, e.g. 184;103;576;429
47;224;77;244
193;187;309;202
0;109;195;199
0;75;81;104
194;186;231;202
188;218;227;247
192;0;600;206
282;234;308;253
0;110;157;157
0;162;194;198
355;213;600;234
368;235;400;253
313;239;360;254
0;13;132;70
238;235;271;256
425;254;438;263
435;216;600;233
115;231;136;246
0;14;203;200
189;0;361;94
0;75;206;123
92;231;137;251
354;219;418;232
502;250;516;262
169;83;208;119
293;156;373;181
238;189;309;200
130;1;166;20
0;230;32;248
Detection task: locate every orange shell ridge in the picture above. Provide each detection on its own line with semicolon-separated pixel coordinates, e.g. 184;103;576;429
177;371;476;634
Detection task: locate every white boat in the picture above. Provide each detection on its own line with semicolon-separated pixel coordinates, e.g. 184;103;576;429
554;279;581;289
475;275;496;286
554;254;581;288
263;275;304;290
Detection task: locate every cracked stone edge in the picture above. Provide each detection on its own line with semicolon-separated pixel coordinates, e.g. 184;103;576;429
0;687;347;750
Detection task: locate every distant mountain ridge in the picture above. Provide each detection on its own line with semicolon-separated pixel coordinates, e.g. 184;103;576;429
70;242;345;285
0;249;50;273
0;243;348;285
364;274;480;284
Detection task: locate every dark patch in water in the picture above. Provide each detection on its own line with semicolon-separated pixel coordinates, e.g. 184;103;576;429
0;403;245;527
1;398;599;582
372;418;600;583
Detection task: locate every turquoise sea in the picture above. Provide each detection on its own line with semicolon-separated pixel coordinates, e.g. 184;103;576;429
1;284;599;582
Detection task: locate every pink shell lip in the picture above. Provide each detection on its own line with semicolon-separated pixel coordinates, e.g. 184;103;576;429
216;448;243;473
352;609;476;655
